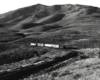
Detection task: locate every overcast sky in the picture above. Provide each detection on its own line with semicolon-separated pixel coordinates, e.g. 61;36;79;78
0;0;100;14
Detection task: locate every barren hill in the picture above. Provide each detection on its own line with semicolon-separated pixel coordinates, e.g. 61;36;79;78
0;4;100;80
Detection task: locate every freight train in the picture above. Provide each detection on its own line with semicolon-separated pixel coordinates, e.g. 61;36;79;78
30;43;78;49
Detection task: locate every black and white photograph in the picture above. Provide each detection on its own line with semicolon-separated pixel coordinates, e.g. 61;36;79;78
0;0;100;80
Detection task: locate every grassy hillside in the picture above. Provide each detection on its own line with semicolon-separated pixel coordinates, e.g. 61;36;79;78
0;4;100;80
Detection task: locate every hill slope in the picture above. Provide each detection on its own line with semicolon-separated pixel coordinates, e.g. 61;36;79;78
0;4;100;80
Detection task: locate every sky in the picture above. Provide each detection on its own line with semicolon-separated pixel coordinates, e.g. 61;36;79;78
0;0;100;14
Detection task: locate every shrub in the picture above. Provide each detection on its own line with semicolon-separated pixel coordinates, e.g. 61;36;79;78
0;48;39;65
